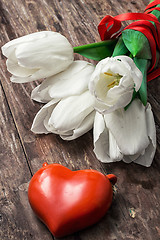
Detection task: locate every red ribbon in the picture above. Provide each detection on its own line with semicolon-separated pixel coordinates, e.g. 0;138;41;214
98;0;160;81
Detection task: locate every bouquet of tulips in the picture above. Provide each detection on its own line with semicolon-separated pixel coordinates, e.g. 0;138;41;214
2;0;159;167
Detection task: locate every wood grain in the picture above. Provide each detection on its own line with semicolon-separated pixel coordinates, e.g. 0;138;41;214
0;0;160;239
0;84;53;240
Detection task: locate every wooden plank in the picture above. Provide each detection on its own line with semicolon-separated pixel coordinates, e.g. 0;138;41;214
0;0;160;239
0;84;53;239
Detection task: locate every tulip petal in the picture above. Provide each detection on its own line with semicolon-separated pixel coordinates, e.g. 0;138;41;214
133;103;156;167
6;56;38;78
94;84;133;114
106;86;133;112
31;99;60;134
31;61;95;102
109;131;123;161
123;156;134;163
31;91;95;139
89;56;142;113
61;111;95;140
2;31;48;58
31;85;52;103
93;112;123;162
114;56;142;91
93;112;111;162
10;75;38;83
2;31;74;82
104;99;150;155
123;152;142;163
49;61;95;98
49;91;94;131
15;33;73;80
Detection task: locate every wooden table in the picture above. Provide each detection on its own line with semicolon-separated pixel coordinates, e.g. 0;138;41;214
0;0;160;239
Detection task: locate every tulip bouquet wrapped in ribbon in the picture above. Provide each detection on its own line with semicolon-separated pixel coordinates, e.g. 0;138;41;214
2;0;159;167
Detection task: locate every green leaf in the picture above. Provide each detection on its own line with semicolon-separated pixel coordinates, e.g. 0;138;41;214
122;29;152;59
73;39;117;61
125;58;148;110
134;57;148;106
112;36;129;57
150;4;160;21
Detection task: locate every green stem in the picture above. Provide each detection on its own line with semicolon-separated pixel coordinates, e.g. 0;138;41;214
73;39;117;53
73;39;117;61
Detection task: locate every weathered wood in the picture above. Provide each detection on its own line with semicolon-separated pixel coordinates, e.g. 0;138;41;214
0;0;160;239
0;85;53;240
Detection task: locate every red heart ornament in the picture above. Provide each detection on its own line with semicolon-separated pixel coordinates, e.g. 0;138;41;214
28;162;117;238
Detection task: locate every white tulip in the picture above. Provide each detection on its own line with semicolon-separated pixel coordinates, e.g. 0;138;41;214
31;91;95;140
89;56;142;113
93;99;156;167
31;60;95;103
31;60;95;140
2;31;73;83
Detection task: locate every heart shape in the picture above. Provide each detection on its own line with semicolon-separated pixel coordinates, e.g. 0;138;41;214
28;162;117;238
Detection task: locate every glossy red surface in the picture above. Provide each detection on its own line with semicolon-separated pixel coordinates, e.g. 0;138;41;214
28;163;117;238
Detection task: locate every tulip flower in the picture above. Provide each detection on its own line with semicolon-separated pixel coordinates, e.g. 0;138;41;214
31;60;96;140
93;99;156;167
31;91;95;140
1;23;157;167
89;56;143;114
31;60;95;103
1;31;74;83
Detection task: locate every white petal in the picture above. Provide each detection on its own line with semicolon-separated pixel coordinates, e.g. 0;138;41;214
146;103;156;149
31;85;52;103
123;156;133;164
49;91;95;131
123;152;142;163
109;131;123;161
133;103;156;167
2;31;74;82
106;87;133;112
2;31;49;57
89;56;142;113
114;56;142;91
10;75;38;83
6;54;37;77
32;91;95;138
49;61;95;98
94;85;133;114
104;99;150;155
93;112;123;162
61;111;95;140
89;57;126;95
16;32;73;75
31;61;95;102
31;99;59;134
93;112;111;163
